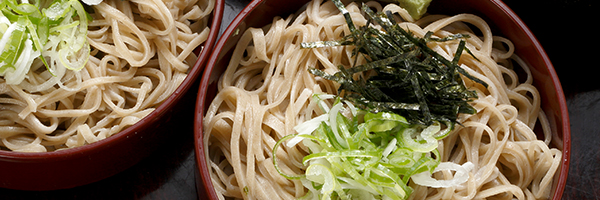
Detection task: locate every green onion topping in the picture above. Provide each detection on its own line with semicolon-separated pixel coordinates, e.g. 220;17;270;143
0;0;90;85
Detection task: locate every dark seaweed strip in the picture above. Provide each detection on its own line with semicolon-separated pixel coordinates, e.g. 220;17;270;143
332;0;357;33
300;40;345;49
303;0;487;125
390;20;488;88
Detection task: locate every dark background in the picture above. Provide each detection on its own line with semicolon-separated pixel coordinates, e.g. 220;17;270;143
0;0;597;199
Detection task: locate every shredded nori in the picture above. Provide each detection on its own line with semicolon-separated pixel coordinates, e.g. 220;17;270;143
302;1;488;126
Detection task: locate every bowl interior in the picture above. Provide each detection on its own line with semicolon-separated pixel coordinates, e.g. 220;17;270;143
0;0;224;191
195;0;570;199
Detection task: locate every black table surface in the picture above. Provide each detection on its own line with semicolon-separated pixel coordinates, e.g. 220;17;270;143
0;0;597;199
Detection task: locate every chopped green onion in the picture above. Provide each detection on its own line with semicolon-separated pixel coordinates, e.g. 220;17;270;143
0;0;90;85
410;161;474;188
274;96;458;199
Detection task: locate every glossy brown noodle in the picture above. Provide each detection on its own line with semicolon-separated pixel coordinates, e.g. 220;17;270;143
203;0;562;199
0;0;214;152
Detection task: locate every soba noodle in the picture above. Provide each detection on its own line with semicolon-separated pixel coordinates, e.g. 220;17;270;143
0;0;215;152
203;0;562;199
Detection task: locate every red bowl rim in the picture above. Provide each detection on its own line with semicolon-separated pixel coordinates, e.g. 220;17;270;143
194;0;571;199
0;0;225;161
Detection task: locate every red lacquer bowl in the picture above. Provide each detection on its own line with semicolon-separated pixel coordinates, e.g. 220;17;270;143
194;0;570;199
0;0;224;191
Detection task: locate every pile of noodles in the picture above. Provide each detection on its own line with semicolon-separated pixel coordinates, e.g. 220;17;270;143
203;0;562;199
0;0;215;152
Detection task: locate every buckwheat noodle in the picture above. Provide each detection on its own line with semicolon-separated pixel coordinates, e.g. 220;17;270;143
0;0;214;152
203;0;562;199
